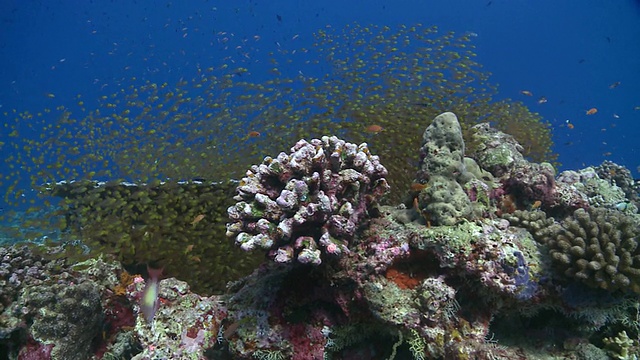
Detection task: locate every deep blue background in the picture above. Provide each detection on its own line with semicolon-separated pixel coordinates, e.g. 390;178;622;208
1;0;639;210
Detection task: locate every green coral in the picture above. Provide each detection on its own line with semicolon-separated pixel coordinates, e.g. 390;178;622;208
603;331;638;360
407;329;427;360
505;208;640;293
406;220;483;258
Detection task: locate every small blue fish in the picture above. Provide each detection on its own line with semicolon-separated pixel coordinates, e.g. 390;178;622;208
140;266;163;322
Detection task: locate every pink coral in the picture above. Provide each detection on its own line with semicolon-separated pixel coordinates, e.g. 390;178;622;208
227;136;389;265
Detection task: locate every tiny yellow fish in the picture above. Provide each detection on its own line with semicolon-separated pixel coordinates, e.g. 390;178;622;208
191;214;205;226
531;200;542;210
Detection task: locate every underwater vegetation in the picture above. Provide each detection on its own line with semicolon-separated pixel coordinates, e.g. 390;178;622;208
1;24;555;294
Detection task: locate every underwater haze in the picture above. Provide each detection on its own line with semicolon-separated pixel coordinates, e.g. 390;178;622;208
3;2;640;359
0;0;639;209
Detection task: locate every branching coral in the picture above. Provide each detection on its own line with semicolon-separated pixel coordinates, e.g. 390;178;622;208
226;136;389;265
505;208;640;293
603;331;637;360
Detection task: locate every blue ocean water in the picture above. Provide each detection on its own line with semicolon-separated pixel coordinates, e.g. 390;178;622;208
0;0;639;211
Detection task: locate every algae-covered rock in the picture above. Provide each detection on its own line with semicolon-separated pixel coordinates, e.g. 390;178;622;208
466;122;525;177
127;276;225;360
21;281;102;360
414;112;481;225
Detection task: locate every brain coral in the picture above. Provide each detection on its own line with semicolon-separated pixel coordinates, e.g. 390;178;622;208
226;136;389;265
505;208;640;293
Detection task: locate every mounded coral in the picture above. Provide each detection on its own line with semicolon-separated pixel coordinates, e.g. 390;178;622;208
22;282;102;360
0;245;70;355
226;135;389;265
505;208;640;293
412;112;493;226
0;244;145;360
414;112;475;226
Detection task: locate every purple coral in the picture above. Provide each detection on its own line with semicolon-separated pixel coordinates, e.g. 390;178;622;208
227;136;389;265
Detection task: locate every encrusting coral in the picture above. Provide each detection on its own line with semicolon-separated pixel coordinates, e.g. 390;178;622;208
226;136;390;265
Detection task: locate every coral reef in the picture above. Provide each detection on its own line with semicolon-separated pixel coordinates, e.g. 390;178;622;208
2;111;638;359
126;276;226;360
505;207;640;293
0;244;140;360
414;112;476;226
226;136;389;265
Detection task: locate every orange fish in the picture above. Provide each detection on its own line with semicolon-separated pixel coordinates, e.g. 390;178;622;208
567;123;575;129
520;90;533;96
365;124;384;133
586;108;598;115
410;183;428;191
247;131;261;138
531;200;542;210
191;214;205;226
